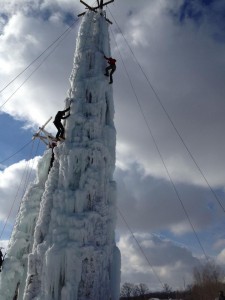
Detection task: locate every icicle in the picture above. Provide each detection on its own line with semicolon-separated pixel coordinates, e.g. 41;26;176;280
0;9;121;300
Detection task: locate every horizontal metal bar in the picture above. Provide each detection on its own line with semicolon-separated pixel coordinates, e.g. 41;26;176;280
102;0;114;7
78;12;86;17
80;0;96;11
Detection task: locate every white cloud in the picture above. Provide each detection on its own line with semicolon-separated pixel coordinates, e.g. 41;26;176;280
115;163;218;236
0;157;39;222
1;0;225;290
0;13;79;135
0;0;80;18
1;0;225;188
217;248;225;266
118;233;199;289
213;239;225;251
111;0;225;188
0;240;9;254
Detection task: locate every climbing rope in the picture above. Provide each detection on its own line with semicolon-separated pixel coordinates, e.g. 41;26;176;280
110;26;208;261
108;8;225;216
0;1;99;97
21;139;41;198
0;18;79;95
0;140;33;165
0;11;97;241
0;15;80;245
118;207;165;289
0;20;77;111
0;139;39;241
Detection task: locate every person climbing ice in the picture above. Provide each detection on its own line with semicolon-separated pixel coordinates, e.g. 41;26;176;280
104;54;116;84
0;248;4;272
53;101;72;140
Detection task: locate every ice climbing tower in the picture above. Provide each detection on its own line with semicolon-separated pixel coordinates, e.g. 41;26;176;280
0;3;120;300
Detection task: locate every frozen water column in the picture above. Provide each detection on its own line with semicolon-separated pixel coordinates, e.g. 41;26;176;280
24;10;121;300
67;9;121;300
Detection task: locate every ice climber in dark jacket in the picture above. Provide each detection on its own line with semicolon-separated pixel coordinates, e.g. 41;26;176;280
0;248;4;271
53;106;70;139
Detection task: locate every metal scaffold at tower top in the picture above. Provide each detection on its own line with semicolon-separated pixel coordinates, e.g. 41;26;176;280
78;0;114;23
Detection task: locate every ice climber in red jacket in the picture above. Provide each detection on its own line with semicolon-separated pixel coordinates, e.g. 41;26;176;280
104;55;116;84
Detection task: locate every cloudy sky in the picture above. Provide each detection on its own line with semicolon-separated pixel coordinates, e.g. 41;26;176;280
1;0;225;291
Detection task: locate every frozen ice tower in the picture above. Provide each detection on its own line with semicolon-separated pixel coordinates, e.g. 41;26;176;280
0;8;121;300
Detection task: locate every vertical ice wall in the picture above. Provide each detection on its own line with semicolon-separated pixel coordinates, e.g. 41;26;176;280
22;10;120;300
0;150;52;300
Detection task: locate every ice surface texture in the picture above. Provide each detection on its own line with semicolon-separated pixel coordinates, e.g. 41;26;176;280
0;10;120;300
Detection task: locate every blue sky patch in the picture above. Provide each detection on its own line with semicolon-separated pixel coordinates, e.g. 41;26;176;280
0;13;9;23
178;1;203;23
0;113;45;167
63;12;77;26
170;0;225;42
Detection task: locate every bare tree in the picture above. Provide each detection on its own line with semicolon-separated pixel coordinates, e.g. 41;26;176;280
120;282;150;299
163;283;172;293
120;282;136;298
134;283;149;298
191;260;225;300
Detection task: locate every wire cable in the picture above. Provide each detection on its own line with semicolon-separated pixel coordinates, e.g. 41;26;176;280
8;139;41;243
0;12;95;240
0;140;35;240
0;140;33;165
0;10;96;240
110;26;208;261
0;8;95;241
21;139;40;198
0;18;79;95
118;207;165;289
0;20;76;110
108;8;225;215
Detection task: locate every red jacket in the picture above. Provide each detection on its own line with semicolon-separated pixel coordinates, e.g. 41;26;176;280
105;56;116;65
